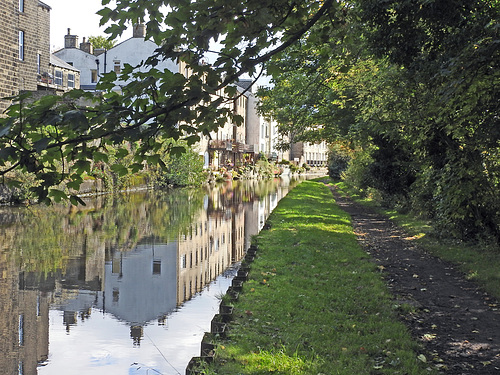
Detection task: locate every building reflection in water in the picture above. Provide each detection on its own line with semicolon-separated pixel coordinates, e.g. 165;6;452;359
0;178;298;374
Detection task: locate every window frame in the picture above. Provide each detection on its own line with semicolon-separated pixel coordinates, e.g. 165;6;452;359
18;31;24;61
113;60;121;74
67;73;75;88
54;70;63;86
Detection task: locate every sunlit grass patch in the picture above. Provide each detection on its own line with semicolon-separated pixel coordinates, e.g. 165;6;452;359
219;346;315;374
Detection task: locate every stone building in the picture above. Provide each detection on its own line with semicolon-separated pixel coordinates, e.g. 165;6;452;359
32;54;81;93
290;140;329;166
244;84;280;161
0;0;79;115
0;0;51;113
0;235;50;375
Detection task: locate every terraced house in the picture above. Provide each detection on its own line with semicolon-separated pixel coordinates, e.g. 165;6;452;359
0;0;79;115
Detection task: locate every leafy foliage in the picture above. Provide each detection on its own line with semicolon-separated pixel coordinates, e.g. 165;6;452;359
258;0;500;242
154;143;207;187
0;0;338;203
88;35;116;50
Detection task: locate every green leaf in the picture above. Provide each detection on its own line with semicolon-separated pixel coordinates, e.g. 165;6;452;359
110;164;128;176
115;148;129;158
74;160;91;173
33;137;50;153
63;110;89;130
130;162;143;173
66;179;83;191
45;113;62;126
37;94;59;108
0;147;17;161
225;86;237;96
70;195;86;206
170;146;186;156
49;189;68;203
93;151;109;163
0;124;11;137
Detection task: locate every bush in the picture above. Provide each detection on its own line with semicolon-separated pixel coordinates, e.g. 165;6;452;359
341;148;373;191
328;152;350;180
156;146;206;187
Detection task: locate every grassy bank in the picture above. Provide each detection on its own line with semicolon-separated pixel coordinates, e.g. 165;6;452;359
333;181;500;301
203;181;429;374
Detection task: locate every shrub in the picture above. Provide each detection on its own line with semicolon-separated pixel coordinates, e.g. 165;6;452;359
341;148;373;190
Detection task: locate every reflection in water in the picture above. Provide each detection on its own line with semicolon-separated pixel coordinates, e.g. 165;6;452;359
0;178;303;374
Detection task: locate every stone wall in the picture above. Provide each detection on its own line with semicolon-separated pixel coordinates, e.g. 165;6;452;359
0;0;19;114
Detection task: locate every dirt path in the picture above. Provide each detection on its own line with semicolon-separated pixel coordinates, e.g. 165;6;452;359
331;188;500;374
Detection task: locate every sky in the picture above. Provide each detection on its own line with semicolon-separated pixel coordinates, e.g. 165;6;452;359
45;0;127;51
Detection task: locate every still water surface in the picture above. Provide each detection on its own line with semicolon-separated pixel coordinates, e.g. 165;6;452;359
0;178;303;375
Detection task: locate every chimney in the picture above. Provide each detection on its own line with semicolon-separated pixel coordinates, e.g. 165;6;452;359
80;37;94;54
64;28;78;48
132;23;146;38
94;48;106;56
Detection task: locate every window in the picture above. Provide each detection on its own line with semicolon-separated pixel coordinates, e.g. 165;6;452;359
91;69;98;83
19;0;24;12
113;60;121;74
67;73;75;88
37;54;41;74
18;314;24;346
18;31;24;61
55;70;62;85
112;257;121;274
152;260;161;275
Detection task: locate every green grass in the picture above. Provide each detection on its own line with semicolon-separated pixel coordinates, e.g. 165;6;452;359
333;180;500;300
205;181;430;374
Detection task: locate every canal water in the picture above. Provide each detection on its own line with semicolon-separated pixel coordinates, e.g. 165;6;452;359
0;177;303;375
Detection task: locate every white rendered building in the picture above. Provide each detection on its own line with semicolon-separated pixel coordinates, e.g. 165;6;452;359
54;25;178;91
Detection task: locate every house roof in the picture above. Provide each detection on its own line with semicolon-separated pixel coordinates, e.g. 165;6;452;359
50;55;80;72
38;1;51;10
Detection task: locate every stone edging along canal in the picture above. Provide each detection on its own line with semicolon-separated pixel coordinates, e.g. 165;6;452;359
185;244;259;375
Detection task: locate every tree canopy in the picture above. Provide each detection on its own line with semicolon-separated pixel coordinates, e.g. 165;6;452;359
0;0;338;204
88;35;116;50
260;0;500;242
1;0;499;242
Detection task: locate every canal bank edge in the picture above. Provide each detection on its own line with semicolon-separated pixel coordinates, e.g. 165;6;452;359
186;244;259;375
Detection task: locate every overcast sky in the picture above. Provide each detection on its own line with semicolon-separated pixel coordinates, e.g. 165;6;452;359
45;0;127;51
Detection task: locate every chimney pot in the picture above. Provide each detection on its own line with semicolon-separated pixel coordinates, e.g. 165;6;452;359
133;23;146;38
